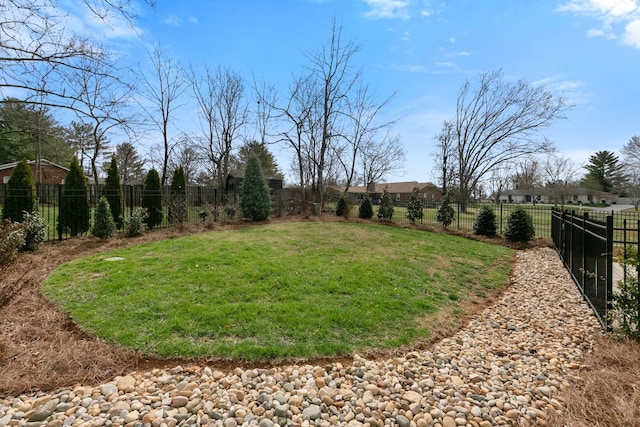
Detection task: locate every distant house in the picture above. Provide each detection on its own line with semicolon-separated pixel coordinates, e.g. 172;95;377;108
330;181;442;205
0;159;69;185
500;187;614;205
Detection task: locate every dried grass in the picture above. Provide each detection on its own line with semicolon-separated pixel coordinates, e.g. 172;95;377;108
549;334;640;427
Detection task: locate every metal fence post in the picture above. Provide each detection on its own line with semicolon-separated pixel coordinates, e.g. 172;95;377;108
57;183;63;241
605;214;614;331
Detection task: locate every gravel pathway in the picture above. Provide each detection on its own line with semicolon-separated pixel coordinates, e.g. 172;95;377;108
0;247;601;427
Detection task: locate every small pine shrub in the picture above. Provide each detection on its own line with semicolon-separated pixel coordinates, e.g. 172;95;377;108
473;205;497;236
142;169;163;229
124;207;148;237
377;188;394;221
92;196;117;239
505;206;535;243
0;219;25;268
358;195;373;219
406;187;423;224
239;155;271;221
2;159;35;223
21;210;47;251
611;247;640;338
435;193;455;229
336;196;349;217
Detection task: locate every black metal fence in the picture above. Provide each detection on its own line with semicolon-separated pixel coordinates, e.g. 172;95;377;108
551;209;613;329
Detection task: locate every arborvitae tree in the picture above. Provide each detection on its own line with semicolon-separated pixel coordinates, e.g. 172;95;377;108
2;159;34;223
102;156;123;228
358;194;373;219
435;193;455;229
377;187;394;221
336;196;349;217
168;166;187;225
58;157;90;237
473;205;497;236
92;196;117;239
406;187;423;224
505;206;535;243
142;168;163;229
239;155;271;221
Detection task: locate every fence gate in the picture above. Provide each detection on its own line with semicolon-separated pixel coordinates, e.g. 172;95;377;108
551;208;613;329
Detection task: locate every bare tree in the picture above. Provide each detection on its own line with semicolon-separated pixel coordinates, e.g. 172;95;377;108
1;0;151;112
189;65;248;202
541;154;580;208
170;135;203;184
485;165;512;203
139;45;187;185
333;84;400;192
264;73;320;206
438;69;569;211
304;18;361;207
67;56;133;189
621;135;640;168
360;133;405;188
433;120;456;195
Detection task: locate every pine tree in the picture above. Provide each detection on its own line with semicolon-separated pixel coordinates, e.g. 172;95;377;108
358;194;373;219
58;157;90;237
406;187;423;224
2;159;34;223
505;206;535;243
473;205;497;236
102;156;123;228
377;188;394;221
239;155;271;221
336;196;349;217
168;166;187;225
92;196;117;239
142;169;163;229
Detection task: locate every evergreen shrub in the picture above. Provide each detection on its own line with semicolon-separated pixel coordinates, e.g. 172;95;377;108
505;206;535;243
142;169;163;229
358;195;373;219
239;155;271;221
377;188;394;221
58;157;90;237
102;156;123;228
336;196;349;217
21;210;47;251
168;166;187;226
473;205;497;236
92;196;117;239
406;187;423;224
435;193;455;229
2;159;34;223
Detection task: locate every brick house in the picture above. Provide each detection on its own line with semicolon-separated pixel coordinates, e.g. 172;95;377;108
0;159;69;185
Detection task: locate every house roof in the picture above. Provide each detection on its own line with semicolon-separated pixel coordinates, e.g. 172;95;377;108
0;159;69;172
370;181;437;193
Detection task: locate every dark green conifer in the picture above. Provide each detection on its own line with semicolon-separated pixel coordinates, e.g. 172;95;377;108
2;159;34;223
58;157;90;237
102;156;123;228
239;155;271;221
142;168;163;229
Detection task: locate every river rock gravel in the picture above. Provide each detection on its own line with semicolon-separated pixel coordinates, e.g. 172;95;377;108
0;247;601;427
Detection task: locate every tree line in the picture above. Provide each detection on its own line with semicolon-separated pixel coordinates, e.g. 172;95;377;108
1;2;405;208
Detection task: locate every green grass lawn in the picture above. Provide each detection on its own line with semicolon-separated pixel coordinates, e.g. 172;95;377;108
42;222;513;360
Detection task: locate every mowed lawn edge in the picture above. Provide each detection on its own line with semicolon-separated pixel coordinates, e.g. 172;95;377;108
41;222;514;360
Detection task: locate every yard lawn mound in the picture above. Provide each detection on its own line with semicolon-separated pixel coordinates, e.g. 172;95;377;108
1;218;513;396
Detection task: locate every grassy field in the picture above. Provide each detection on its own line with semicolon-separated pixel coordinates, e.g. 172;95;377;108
42;222;514;360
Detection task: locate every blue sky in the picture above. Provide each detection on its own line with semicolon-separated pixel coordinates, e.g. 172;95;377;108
74;0;640;183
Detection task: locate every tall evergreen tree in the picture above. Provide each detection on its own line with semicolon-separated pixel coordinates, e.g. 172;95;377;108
581;150;627;194
102;156;123;228
168;166;187;225
2;159;35;223
142;168;163;229
240;155;271;221
58;157;90;237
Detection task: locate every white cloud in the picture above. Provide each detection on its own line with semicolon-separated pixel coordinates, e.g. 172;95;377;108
558;0;640;47
624;19;640;45
362;0;410;19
